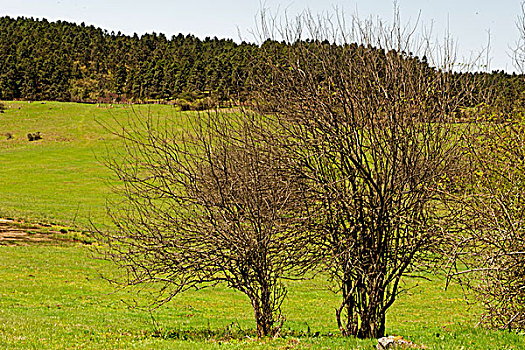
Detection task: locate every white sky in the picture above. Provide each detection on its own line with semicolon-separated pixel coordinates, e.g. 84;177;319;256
0;0;521;72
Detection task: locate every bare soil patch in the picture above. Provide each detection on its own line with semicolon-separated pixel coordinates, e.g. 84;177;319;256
0;218;68;245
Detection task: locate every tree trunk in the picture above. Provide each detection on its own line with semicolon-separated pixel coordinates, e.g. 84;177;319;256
251;288;274;337
356;282;386;339
357;311;385;339
336;277;387;339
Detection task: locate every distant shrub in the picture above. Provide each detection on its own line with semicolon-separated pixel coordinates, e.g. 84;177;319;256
174;98;191;111
174;97;216;111
191;97;215;111
177;91;201;102
27;132;42;141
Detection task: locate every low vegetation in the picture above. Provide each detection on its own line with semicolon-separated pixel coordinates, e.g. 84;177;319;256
0;100;522;348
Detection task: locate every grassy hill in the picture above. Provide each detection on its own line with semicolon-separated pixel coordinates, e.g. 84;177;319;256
0;101;179;227
0;101;524;349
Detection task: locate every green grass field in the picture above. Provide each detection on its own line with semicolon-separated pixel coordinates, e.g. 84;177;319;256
0;101;181;227
0;101;524;349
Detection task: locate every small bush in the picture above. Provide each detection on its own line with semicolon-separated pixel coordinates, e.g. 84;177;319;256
174;98;191;111
191;97;215;111
27;132;42;141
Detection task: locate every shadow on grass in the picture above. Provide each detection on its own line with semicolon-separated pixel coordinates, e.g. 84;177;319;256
148;322;335;342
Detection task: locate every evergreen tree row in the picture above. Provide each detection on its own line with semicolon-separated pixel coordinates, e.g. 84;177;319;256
0;15;524;112
0;16;256;103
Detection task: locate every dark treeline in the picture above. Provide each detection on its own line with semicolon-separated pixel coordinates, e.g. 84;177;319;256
479;70;525;114
0;16;256;104
1;15;525;112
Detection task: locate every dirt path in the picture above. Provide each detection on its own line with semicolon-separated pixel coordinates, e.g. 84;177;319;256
0;218;64;245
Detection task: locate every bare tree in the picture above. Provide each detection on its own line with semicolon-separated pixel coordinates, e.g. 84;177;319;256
98;110;315;337
450;119;525;331
444;0;525;332
251;11;468;338
515;1;525;73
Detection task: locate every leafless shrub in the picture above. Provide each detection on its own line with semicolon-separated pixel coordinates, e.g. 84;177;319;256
449;119;525;331
97;109;316;337
515;1;525;73
250;9;472;338
445;0;525;332
96;6;484;340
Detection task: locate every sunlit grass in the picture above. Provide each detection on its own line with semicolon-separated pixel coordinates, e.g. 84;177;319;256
0;101;524;349
0;101;182;227
0;244;523;349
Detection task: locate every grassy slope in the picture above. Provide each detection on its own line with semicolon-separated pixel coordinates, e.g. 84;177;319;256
0;101;523;349
0;101;178;227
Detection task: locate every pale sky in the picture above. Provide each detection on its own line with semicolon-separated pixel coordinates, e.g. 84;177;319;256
0;1;521;72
